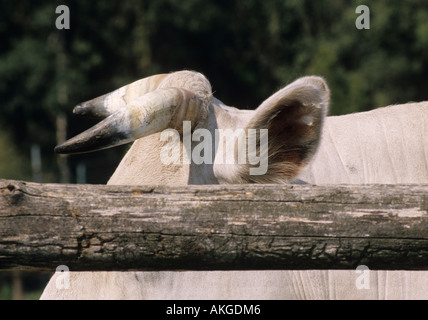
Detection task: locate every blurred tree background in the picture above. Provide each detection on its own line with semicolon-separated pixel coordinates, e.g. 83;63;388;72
1;0;428;299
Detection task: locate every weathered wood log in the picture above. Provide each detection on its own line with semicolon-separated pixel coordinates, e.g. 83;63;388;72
1;179;428;271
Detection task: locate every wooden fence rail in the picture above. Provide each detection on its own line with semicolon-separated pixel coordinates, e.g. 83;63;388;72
1;179;428;271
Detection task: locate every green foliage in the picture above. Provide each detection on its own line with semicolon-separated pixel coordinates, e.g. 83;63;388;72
0;0;427;183
0;272;49;300
0;130;31;180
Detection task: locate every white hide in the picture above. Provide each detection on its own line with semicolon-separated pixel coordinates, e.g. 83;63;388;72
42;270;428;300
299;103;428;184
42;72;428;300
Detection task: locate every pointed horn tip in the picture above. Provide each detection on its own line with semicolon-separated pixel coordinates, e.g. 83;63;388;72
54;142;92;155
72;103;88;116
54;139;84;154
72;103;111;119
54;143;70;154
72;104;81;114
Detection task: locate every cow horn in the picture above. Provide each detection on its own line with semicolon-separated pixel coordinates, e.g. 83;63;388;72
72;92;117;120
55;88;208;154
73;74;169;120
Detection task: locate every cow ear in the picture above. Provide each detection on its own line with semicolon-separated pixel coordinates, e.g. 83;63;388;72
240;76;329;183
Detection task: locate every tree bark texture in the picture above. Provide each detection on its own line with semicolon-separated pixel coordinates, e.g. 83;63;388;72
1;179;428;271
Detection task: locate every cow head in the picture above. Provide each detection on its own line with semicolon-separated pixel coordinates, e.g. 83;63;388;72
55;71;329;184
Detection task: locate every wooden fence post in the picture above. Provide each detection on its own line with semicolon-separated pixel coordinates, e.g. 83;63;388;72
1;179;428;271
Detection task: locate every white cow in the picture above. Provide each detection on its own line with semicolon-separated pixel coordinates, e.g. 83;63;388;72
42;71;428;299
